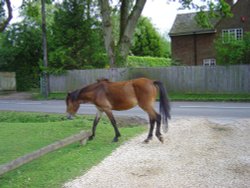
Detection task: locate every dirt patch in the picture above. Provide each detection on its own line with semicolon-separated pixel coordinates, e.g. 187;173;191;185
116;116;148;127
64;118;250;188
0;92;33;100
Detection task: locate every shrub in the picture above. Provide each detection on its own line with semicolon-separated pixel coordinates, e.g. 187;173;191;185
127;56;172;67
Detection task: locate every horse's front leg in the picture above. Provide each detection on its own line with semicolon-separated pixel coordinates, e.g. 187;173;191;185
89;110;103;141
105;110;121;142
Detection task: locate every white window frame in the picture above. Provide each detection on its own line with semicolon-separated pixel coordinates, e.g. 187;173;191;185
203;58;216;66
222;28;243;42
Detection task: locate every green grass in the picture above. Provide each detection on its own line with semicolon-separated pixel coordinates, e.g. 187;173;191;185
32;92;66;100
0;111;146;188
34;92;250;102
169;93;250;102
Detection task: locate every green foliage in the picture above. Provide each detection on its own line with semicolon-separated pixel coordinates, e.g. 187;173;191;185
242;32;250;63
127;56;172;67
0;111;145;187
131;17;170;58
49;0;105;70
20;0;55;26
0;23;42;90
178;0;233;28
0;0;106;90
215;32;250;65
0;1;56;91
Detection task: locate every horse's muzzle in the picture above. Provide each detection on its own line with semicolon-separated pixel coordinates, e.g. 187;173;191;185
67;113;73;120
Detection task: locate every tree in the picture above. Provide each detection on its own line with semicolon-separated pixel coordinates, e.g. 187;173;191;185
0;0;12;32
98;0;146;67
0;22;43;90
131;17;170;58
0;0;107;91
0;0;49;91
50;0;105;70
98;0;233;68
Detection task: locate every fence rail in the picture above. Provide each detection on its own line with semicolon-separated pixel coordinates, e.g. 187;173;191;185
0;131;90;176
49;65;250;93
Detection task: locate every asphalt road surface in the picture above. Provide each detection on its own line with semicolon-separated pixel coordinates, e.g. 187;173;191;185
0;100;249;120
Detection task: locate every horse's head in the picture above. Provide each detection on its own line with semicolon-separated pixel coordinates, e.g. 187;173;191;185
66;91;80;119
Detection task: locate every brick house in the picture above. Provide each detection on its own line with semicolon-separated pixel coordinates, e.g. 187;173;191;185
169;0;250;66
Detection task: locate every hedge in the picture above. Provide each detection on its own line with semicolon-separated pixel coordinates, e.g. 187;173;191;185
127;56;171;67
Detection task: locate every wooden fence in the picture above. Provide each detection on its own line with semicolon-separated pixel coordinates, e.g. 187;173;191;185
0;72;16;91
49;65;250;93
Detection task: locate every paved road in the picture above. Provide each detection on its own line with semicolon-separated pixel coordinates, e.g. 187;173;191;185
0;100;249;120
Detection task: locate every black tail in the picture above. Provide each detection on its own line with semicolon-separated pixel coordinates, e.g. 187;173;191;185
154;81;171;133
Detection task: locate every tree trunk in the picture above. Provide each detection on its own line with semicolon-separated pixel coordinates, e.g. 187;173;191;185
98;0;116;67
99;0;146;67
118;0;147;62
41;0;49;98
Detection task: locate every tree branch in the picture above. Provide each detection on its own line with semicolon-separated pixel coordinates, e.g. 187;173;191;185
120;0;129;41
118;0;146;57
0;0;13;32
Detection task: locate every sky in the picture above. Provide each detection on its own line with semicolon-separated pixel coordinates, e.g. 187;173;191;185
143;0;237;33
142;0;192;34
9;0;196;35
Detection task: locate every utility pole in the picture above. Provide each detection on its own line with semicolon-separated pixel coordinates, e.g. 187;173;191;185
41;0;49;98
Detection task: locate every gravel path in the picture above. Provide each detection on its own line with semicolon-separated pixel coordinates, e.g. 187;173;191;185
64;118;250;188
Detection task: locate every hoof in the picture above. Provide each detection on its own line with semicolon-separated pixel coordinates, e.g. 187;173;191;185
159;137;164;143
157;136;164;143
143;139;150;144
112;137;119;142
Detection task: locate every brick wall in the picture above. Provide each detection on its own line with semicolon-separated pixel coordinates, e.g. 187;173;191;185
171;33;216;65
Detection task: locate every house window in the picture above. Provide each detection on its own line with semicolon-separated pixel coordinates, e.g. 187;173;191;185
222;28;243;42
203;59;216;66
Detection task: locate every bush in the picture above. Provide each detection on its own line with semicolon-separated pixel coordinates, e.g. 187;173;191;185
215;32;250;65
127;56;172;67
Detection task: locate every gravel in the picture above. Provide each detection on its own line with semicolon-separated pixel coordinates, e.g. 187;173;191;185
64;118;250;188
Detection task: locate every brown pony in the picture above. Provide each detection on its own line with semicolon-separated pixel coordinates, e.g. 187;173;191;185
66;78;171;143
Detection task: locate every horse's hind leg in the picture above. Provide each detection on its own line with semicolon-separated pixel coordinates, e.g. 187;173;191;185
143;108;163;143
144;117;155;143
155;114;164;143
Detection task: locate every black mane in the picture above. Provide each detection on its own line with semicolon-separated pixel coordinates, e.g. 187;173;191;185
97;78;110;83
66;89;81;104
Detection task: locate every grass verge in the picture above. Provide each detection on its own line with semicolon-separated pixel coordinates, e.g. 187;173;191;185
0;111;146;188
34;92;250;102
169;93;250;102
